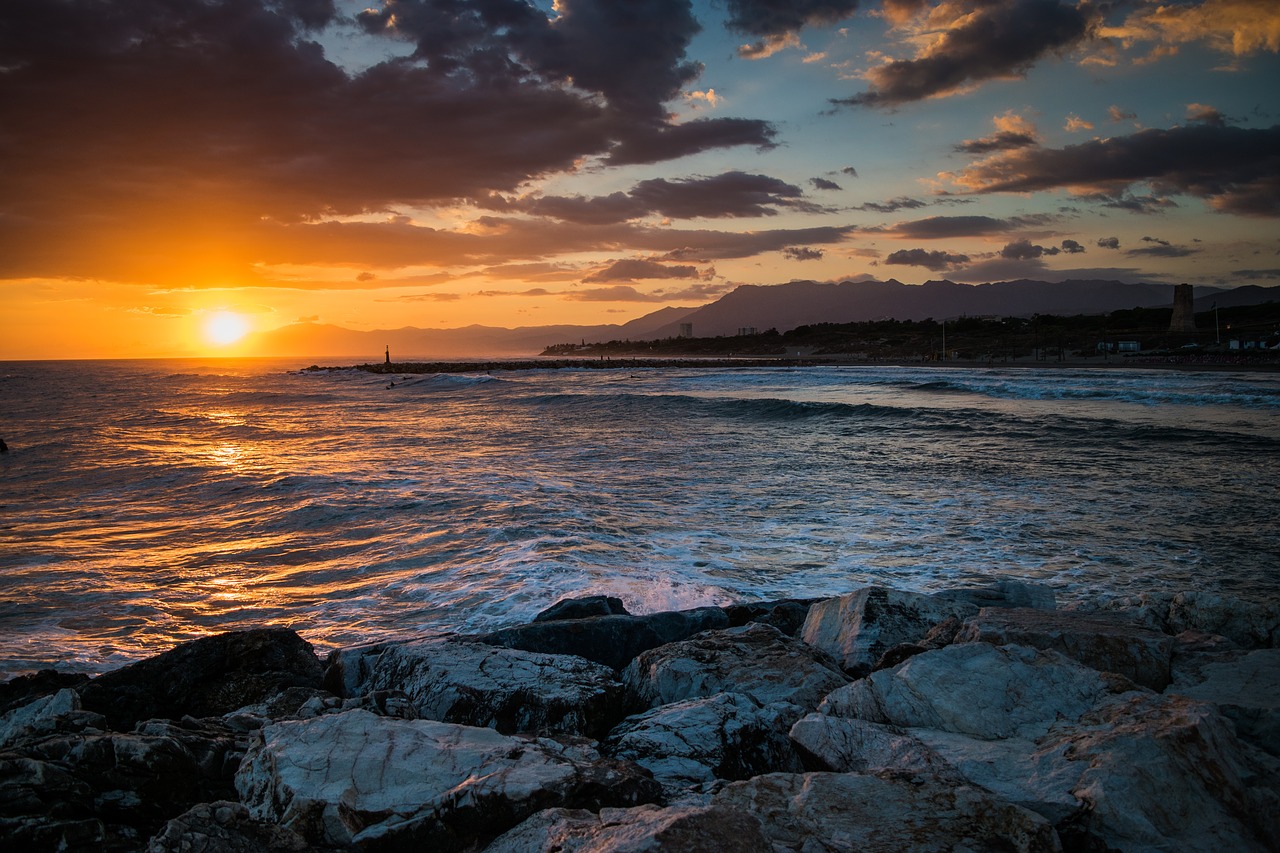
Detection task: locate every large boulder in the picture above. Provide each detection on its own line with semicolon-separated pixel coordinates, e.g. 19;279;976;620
534;595;629;622
603;692;803;794
343;638;627;738
820;643;1135;741
485;804;773;852
1169;647;1280;756
933;580;1057;611
800;587;978;676
146;801;310;853
712;771;1060;853
475;607;730;670
622;623;849;712
955;607;1176;690
787;714;960;780
721;598;822;636
234;709;661;850
0;668;91;715
1081;591;1280;649
0;688;103;750
78;629;325;731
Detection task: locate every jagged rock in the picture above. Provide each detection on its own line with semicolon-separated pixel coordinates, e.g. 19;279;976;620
133;718;249;801
146;801;311;852
933;580;1058;610
235;709;661;850
603;692;803;794
1169;647;1280;755
485;804;773;852
712;771;1060;853
622;623;848;712
821;642;1135;740
0;731;211;851
1082;591;1279;649
347;638;626;737
475;607;730;670
800;587;978;676
0;688;107;750
955;607;1176;690
78;628;325;731
721;598;822;636
534;595;630;622
0;668;91;714
787;713;960;779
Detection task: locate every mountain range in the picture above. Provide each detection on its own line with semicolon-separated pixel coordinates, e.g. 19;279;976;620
243;279;1275;360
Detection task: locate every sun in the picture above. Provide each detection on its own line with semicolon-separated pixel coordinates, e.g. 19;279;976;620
203;310;250;346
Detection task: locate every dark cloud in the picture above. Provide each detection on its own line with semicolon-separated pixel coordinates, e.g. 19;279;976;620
564;282;734;302
954;131;1039;154
855;197;928;213
1127;243;1200;258
0;0;780;286
1097;237;1121;249
581;259;705;283
841;166;859;177
953;123;1280;217
1231;269;1280;279
1060;239;1085;254
487;172;817;224
811;177;843;191
722;0;860;36
1000;239;1059;259
356;272;377;282
885;248;971;270
835;0;1097;108
1108;106;1138;122
1083;192;1180;214
893;214;1050;239
1186;103;1227;127
783;247;825;260
1141;236;1171;247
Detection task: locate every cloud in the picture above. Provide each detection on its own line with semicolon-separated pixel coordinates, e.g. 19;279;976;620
1097;236;1121;249
811;177;843;191
841;166;859;177
949;123;1280;216
1186;103;1227;126
564;282;735;302
1000;239;1060;259
1060;239;1086;254
1065;114;1095;132
834;0;1097;107
891;214;1051;239
1231;268;1280;279
1141;235;1171;247
723;0;861;57
581;259;706;283
605;118;778;165
1108;105;1138;123
1127;239;1200;258
1101;0;1280;59
484;172;817;224
885;248;971;270
855;197;929;213
783;246;825;260
955;111;1040;153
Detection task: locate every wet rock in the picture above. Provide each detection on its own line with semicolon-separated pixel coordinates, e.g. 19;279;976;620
485;804;773;852
1083;591;1279;650
800;587;978;676
821;643;1135;740
721;598;822;636
534;595;630;622
1169;647;1280;756
955;607;1175;690
603;692;804;794
712;771;1060;853
235;709;661;850
79;628;325;731
133;717;249;802
349;638;627;737
0;668;91;715
146;801;312;852
933;579;1058;611
622;623;849;712
0;688;106;750
475;607;730;671
787;713;960;779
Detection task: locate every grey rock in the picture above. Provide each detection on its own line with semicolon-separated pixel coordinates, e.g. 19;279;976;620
800;586;979;676
712;771;1061;853
955;607;1175;690
0;668;91;715
347;637;627;737
622;623;849;712
78;628;324;731
146;801;312;852
476;607;731;670
235;709;661;850
787;713;960;779
1081;591;1279;649
604;692;803;794
821;642;1134;740
721;598;822;636
933;579;1058;610
534;595;630;622
484;804;773;852
0;688;103;750
1169;647;1280;755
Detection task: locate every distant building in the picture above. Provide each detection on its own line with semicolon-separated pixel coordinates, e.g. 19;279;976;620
1118;340;1140;352
737;327;758;336
1169;283;1195;332
678;323;693;338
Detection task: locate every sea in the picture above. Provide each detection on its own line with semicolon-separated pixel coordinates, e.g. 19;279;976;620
2;358;1278;680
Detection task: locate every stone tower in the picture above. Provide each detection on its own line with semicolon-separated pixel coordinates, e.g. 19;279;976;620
1169;283;1195;332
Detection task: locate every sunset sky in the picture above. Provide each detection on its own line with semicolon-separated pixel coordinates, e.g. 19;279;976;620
3;0;1278;358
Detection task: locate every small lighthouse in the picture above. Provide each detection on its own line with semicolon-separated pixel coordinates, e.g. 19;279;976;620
385;345;391;365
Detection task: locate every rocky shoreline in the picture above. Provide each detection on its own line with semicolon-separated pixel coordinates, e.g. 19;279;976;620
2;584;1277;852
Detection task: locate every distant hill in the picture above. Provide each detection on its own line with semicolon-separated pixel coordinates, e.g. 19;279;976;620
244;279;1275;359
